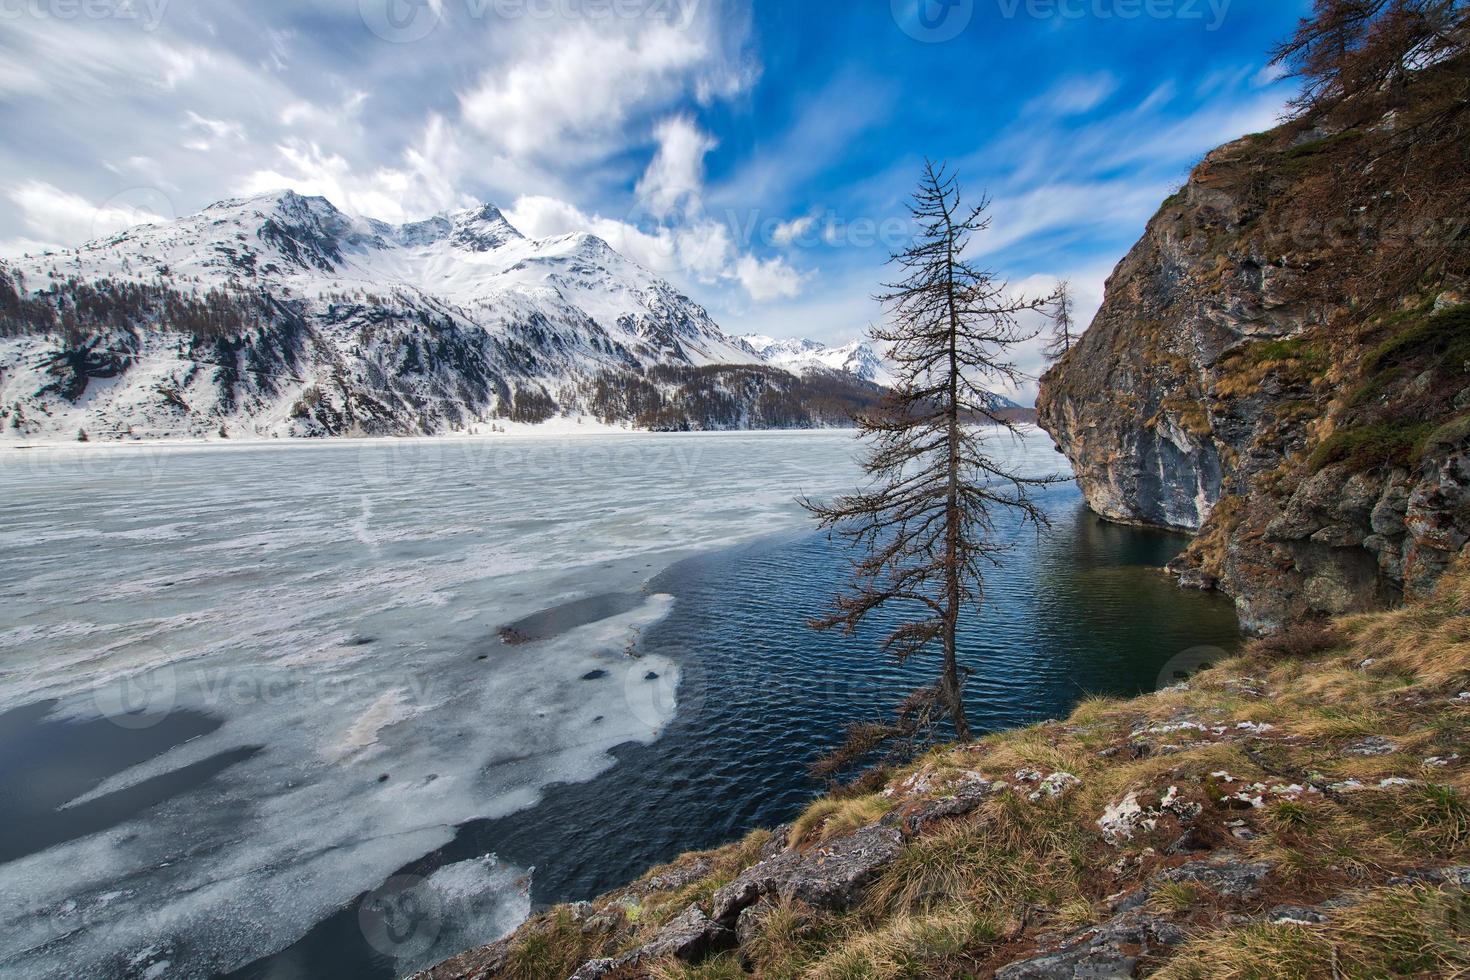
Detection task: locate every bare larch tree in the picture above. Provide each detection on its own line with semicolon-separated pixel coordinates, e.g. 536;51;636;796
804;161;1059;763
1043;280;1075;363
1271;0;1467;112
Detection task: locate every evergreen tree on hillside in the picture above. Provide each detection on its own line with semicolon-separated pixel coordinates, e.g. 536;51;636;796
804;162;1060;764
1043;280;1075;363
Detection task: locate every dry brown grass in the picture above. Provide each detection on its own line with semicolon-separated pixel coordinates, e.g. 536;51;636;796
863;793;1092;919
788;795;894;850
1155;884;1470;980
1248;622;1342;661
500;907;599;980
800;906;999;980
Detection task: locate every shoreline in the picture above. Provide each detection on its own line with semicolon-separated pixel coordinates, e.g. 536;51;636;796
0;420;1043;456
0;424;869;455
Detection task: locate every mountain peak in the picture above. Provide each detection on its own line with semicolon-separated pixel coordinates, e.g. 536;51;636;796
740;334;894;387
205;189;342;219
447;203;523;252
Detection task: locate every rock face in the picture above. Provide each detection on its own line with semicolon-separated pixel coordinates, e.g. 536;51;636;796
1038;117;1470;634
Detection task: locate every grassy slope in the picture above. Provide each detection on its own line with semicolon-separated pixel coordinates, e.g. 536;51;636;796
430;561;1470;979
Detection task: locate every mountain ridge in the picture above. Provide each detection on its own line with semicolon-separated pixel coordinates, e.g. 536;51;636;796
0;191;885;440
738;334;898;389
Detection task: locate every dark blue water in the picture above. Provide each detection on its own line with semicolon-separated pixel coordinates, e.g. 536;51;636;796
236;486;1239;979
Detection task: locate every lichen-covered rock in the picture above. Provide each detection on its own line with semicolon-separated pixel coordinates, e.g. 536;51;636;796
1151;853;1275;900
710;823;902;924
638;905;733;961
1098;786;1202;845
632;858;713;896
567;905;734;979
994;908;1187;979
887;779;1008;835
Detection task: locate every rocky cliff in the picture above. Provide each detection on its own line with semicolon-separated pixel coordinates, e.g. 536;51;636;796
1038;76;1470;634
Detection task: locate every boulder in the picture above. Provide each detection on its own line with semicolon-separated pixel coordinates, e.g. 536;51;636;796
1150;853;1275;900
995;908;1186;979
711;823;902;924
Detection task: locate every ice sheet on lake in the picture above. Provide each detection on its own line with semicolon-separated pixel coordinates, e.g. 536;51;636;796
0;428;1066;978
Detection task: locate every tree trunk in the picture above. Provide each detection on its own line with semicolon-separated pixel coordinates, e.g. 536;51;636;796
941;207;971;742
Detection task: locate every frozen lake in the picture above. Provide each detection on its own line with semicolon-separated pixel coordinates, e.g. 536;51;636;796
0;429;1239;979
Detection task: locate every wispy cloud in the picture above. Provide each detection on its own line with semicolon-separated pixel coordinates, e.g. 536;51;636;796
1024;72;1120;117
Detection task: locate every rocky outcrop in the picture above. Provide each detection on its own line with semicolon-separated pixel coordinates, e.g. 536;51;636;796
1038;112;1470;633
707;822;903;925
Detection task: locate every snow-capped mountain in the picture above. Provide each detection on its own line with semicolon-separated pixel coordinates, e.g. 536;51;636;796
0;192;880;440
740;335;897;388
740;334;1032;414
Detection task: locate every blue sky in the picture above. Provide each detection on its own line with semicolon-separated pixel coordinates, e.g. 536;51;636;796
0;0;1308;397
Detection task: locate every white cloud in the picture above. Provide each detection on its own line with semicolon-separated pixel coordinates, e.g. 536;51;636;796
182;111;247;152
505;192;806;304
1136;81;1177;115
7;181;167;246
734;254;805;302
635;116;716;215
279;91;368;128
772;215;815;247
675;219;736;283
237;115;470;224
459;24;710;159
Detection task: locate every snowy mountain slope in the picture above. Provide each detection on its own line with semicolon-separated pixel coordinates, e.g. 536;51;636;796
739;333;1029;412
740;335;897;388
0;192;878;441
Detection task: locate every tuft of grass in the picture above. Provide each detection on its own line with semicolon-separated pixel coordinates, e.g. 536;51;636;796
502;908;596;980
1054;898;1099;930
1308;420;1436;473
1248;337;1327;372
1267;799;1318;836
647;954;748;980
803;907;1000;980
1250;623;1342;661
1150;881;1212;916
737;899;838;978
1156;885;1470;979
1404;784;1470;852
1362;304;1470;376
789;795;894;850
864;793;1091;920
